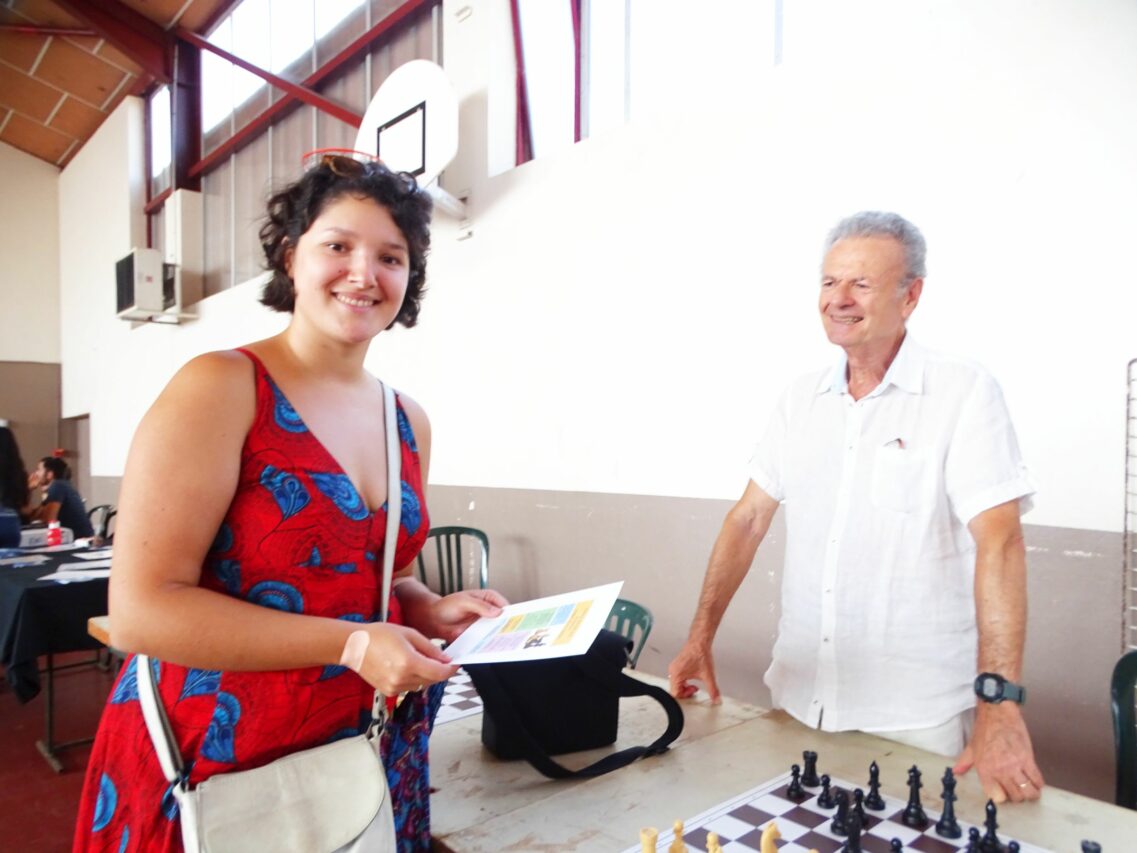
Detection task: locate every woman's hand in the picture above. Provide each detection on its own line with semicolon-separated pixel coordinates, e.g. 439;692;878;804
423;589;509;643
356;622;459;695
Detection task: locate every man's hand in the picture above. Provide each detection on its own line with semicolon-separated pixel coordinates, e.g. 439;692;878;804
953;703;1044;803
668;639;722;704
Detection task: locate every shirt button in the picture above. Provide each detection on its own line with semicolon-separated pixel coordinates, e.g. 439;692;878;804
823;637;830;643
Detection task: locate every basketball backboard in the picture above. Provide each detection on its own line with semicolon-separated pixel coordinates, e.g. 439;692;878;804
354;60;463;217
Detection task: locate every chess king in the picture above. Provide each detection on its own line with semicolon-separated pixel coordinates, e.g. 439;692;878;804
668;211;1045;804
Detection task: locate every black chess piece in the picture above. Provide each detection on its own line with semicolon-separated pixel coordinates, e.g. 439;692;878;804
889;840;903;853
1008;843;1020;853
865;760;886;810
817;774;835;808
1080;843;1102;853
843;809;863;853
966;827;981;853
830;788;850;836
934;767;961;839
802;749;821;786
979;799;1003;853
786;762;806;801
901;765;928;829
852;788;868;828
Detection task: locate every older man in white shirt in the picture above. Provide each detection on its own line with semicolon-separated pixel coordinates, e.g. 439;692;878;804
669;211;1043;805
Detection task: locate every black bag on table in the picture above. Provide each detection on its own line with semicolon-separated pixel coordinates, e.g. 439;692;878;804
463;628;684;779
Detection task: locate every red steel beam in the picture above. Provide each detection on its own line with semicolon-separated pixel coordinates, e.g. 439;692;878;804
186;0;439;179
509;0;534;165
0;25;96;36
51;0;172;82
176;27;363;128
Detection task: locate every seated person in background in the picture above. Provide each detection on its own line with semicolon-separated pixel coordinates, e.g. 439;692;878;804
0;425;29;547
28;456;94;538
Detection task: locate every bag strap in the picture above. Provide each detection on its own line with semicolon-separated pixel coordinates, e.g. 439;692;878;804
137;654;185;786
471;661;685;780
380;382;400;625
135;382;405;786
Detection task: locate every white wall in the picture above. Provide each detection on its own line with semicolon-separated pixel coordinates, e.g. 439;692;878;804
0;142;60;364
56;0;1137;532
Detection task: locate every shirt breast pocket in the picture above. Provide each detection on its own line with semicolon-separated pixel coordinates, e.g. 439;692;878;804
871;448;933;513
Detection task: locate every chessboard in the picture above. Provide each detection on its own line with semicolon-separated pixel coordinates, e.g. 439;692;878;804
434;668;483;726
622;769;1051;853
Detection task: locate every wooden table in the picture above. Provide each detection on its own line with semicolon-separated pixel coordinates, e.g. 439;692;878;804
428;673;1137;851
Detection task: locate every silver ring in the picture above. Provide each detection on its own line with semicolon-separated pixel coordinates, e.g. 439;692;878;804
1018;782;1029;789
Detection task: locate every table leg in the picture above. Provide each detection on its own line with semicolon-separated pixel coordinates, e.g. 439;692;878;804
34;652;95;773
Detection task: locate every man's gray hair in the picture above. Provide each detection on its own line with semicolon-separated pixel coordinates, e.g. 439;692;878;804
823;211;927;286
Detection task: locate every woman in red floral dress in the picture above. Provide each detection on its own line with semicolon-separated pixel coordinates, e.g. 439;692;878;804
73;156;505;852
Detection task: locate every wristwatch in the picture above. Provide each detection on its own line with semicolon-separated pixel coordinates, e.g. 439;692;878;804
974;672;1026;704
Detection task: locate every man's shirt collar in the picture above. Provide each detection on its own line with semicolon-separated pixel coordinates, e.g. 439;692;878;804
816;333;925;397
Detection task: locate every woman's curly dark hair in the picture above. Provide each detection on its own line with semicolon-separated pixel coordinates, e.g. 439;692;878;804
258;158;433;328
0;427;29;512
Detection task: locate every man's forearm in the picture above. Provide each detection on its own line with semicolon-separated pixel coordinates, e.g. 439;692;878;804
973;504;1027;677
688;489;776;644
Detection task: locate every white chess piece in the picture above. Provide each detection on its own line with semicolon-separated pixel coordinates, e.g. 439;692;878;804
759;821;781;853
639;826;658;853
668;820;686;852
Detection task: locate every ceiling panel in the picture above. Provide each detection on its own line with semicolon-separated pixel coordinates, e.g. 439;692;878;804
0;62;64;122
50;94;104;138
36;37;131;109
0;0;235;168
0;30;48;71
1;109;74;161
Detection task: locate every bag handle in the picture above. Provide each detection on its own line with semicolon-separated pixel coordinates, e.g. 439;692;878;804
135;381;405;787
470;660;685;780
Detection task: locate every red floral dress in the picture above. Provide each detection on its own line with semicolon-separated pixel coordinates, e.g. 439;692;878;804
74;350;438;852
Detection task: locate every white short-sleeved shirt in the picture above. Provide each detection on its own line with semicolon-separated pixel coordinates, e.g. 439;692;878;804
749;336;1034;733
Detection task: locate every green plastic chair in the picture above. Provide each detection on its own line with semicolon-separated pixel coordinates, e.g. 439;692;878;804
415;526;489;595
1112;649;1137;809
606;598;653;669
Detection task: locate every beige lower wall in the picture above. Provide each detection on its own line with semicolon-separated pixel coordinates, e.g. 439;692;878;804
0;361;61;468
68;475;1123;802
426;484;1121;804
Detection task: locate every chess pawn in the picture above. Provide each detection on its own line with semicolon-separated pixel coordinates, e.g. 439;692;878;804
816;774;835;808
1080;843;1102;853
639;826;659;853
889;840;903;853
786;763;806;801
668;820;686;853
705;831;723;853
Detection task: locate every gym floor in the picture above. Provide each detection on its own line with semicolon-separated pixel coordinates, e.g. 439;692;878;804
0;651;118;852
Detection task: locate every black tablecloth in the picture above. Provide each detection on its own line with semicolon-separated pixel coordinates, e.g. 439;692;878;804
0;550;110;703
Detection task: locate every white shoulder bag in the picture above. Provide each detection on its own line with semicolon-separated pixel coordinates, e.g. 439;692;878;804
137;383;404;853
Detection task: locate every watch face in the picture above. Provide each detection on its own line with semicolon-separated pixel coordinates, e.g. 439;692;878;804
979;678;1000;699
